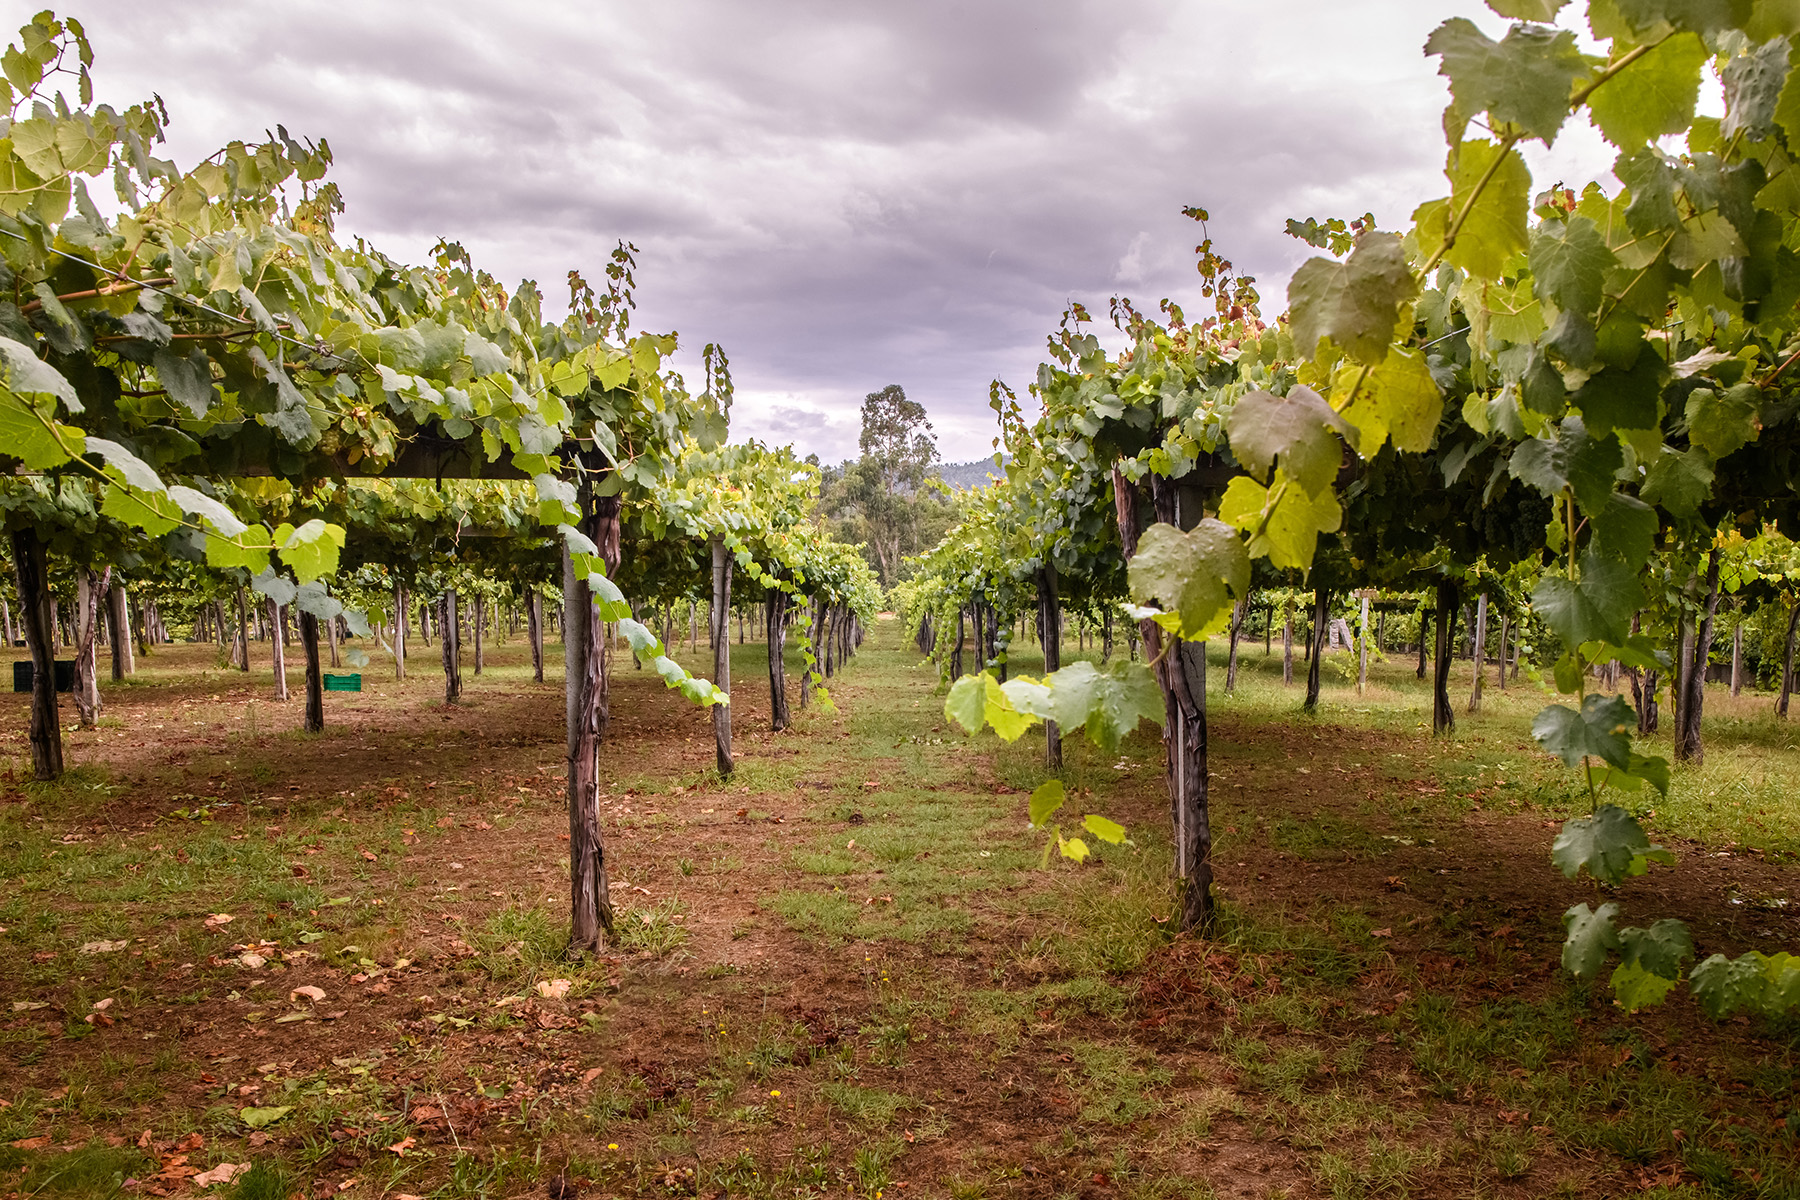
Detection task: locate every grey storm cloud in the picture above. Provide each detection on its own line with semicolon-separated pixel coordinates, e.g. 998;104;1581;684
50;0;1562;463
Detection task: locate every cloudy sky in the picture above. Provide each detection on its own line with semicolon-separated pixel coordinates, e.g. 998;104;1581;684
54;0;1627;463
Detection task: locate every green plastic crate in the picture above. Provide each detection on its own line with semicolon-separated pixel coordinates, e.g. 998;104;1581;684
322;673;362;692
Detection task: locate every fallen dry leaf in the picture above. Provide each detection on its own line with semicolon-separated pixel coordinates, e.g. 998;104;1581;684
580;1066;605;1087
290;986;326;1004
8;1136;49;1149
535;978;572;1000
1371;928;1393;939
192;1162;249;1187
386;1136;417;1156
360;849;378;862
78;939;129;954
203;913;233;929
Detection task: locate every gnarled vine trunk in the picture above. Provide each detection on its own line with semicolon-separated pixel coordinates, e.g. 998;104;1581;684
300;611;324;733
1675;549;1721;764
566;458;622;955
1432;581;1459;735
711;538;733;775
1040;564;1061;768
11;528;62;780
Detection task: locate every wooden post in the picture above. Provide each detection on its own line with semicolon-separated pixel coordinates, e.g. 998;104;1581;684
1282;610;1294;685
1731;622;1744;697
711;538;733;775
10;529;63;780
1358;593;1371;695
473;593;485;676
232;585;248;671
1467;592;1489;714
326;605;340;668
1778;604;1792;719
1496;615;1510;690
766;588;790;731
528;588;544;683
1040;564;1062;769
1;595;12;648
441;589;462;703
301;611;324;733
107;580;130;681
270;598;289;701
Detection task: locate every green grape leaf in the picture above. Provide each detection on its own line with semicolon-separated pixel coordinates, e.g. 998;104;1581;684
1689;950;1800;1019
1562;902;1622;980
1529;216;1616;316
1641;446;1715;517
1225;385;1354;492
1041;659;1166;753
1487;0;1570;18
204;528;271;576
1219;472;1344;571
275;519;345;584
1553;651;1586;693
0;387;82;469
1722;34;1789;141
1684;384;1761;458
1425;18;1585;144
1414;139;1532;281
1082;813;1128;844
152;345;216;418
1586;32;1708;148
1532;695;1636;769
616;617;662;657
168;484;249;537
1029;780;1066;828
1614;0;1755;35
589;573;632;623
84;437;164;491
945;675;985;735
979;673;1034;742
1127;519;1250;640
292;581;343;622
1057;835;1091;864
1551;803;1675;886
1617;918;1694;978
1286;232;1419;363
1572;353;1663;435
1597;750;1672;796
1508;415;1622;514
1336;346;1443;455
100;482;181;537
250;568;298;607
1531;550;1644;646
1611;957;1680;1012
1591;491;1658;564
0;333;79;410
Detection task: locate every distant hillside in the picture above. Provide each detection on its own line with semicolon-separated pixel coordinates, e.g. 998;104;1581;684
933;458;1007;491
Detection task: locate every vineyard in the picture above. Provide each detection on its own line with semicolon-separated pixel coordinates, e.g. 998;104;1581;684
6;0;1800;1197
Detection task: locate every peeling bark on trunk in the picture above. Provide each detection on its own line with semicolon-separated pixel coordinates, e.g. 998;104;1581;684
711;538;734;776
566;461;620;956
234;585;249;672
1135;470;1212;933
950;608;963;679
1675;549;1721;764
1433;582;1459;735
440;589;462;704
766;588;790;732
1282;613;1294;685
1731;623;1743;697
1304;587;1328;711
1496;615;1509;691
301;611;324;733
72;567;106;729
1226;592;1249;694
11;529;62;780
